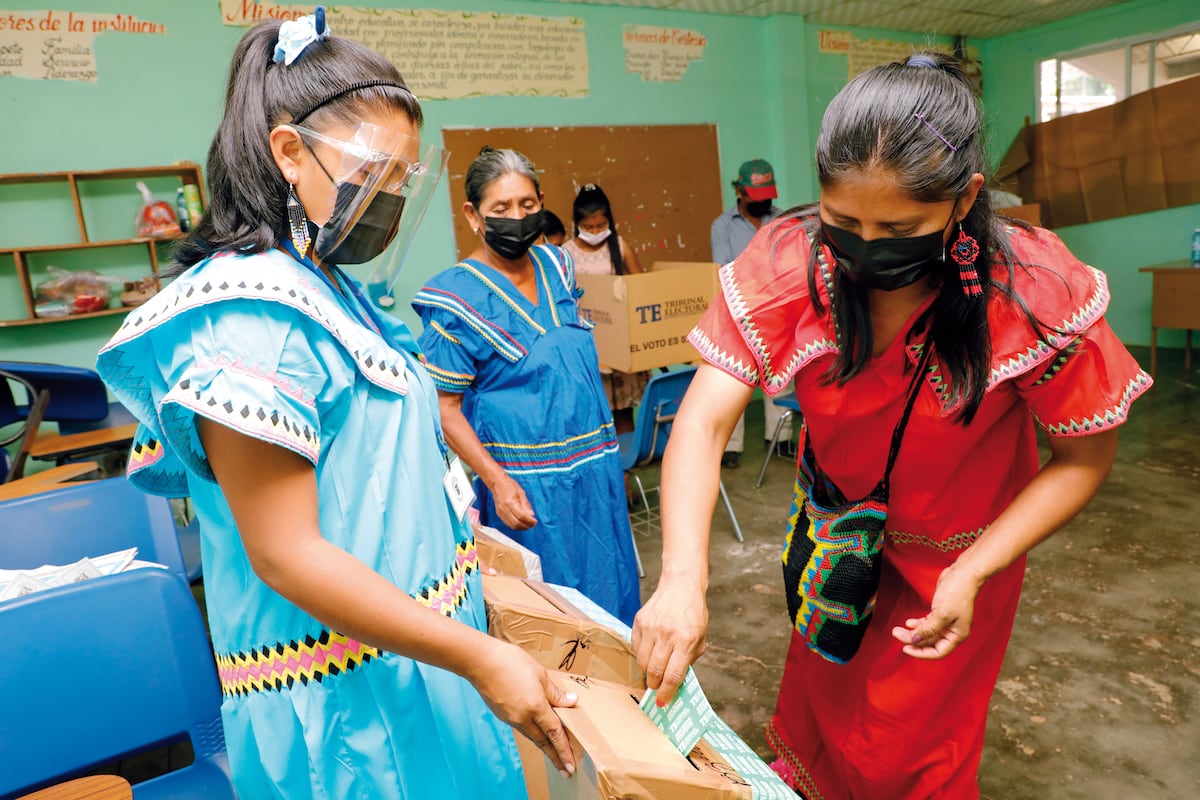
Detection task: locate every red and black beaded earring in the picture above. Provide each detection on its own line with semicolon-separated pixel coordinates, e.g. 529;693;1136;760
951;224;982;297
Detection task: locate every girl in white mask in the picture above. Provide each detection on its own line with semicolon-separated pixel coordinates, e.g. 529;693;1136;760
563;184;647;435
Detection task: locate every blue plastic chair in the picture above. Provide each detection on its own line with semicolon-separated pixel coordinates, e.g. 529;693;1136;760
0;569;235;799
1;369;50;483
0;476;201;585
0;360;135;434
755;392;802;489
618;368;744;577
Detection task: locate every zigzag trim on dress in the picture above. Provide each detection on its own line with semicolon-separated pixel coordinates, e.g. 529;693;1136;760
1036;370;1152;437
687;326;761;386
165;378;320;465
986;266;1109;390
101;251;410;398
765;719;827;800
887;526;986;552
216;540;479;698
720;253;838;395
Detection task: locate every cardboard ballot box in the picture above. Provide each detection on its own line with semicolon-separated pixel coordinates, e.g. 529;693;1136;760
541;672;753;800
576;262;720;373
483;574;644;689
475;524;543;580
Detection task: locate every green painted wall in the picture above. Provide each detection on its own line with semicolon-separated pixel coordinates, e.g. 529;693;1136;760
1;0;1196;376
0;0;774;370
979;0;1200;345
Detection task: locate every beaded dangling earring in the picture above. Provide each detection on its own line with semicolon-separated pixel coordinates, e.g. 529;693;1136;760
951;224;982;297
287;184;310;256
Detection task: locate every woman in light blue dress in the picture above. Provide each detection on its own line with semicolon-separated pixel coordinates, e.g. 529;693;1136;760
97;13;574;799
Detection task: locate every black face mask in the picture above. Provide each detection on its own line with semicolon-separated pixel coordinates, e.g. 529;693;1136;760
315;183;406;265
821;216;951;292
483;209;544;261
744;199;773;219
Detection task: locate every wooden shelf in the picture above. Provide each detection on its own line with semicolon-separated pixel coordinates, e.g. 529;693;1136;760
0;163;203;326
0;163;204;186
0;237;172;255
0;306;136;328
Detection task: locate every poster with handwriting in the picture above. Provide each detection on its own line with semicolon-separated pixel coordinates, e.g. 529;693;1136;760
0;9;166;82
818;29;977;80
623;25;706;83
220;2;588;100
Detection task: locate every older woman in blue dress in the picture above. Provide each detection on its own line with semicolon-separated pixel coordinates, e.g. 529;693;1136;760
98;12;576;798
413;147;642;625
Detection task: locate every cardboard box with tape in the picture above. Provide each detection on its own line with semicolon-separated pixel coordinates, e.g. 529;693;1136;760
576;262;720;373
483;574;645;688
475;524;543;580
539;672;794;800
487;578;794;799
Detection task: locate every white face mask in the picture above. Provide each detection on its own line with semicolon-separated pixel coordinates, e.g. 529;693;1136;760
577;227;612;246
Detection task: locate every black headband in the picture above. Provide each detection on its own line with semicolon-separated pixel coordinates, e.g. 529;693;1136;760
292;80;413;125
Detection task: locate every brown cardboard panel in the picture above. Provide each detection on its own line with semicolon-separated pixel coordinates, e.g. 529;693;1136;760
577;263;719;372
1078;160;1127;222
1038;116;1077;170
994;124;1031;191
441;125;723;265
997;203;1041;226
475;526;529;579
483;574;645;688
1162;141;1200;207
998;75;1200;228
515;731;552;800
1070;105;1117;167
1152;75;1200;148
541;672;751;800
1047;167;1087;229
1113;92;1158;158
1122;151;1168;217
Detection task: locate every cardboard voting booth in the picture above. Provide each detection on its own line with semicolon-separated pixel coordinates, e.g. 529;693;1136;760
576;262;720;372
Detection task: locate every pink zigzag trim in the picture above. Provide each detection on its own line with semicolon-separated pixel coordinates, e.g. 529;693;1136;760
197;354;313;406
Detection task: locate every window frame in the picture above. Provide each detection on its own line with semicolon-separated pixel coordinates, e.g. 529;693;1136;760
1038;21;1200;122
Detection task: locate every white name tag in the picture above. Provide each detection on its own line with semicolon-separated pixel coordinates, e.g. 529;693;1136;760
442;456;475;523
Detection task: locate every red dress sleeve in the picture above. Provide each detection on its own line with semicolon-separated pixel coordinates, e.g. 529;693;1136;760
688;217;836;395
992;226;1152;435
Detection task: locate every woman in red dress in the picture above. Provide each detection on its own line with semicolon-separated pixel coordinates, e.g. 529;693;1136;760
631;52;1151;799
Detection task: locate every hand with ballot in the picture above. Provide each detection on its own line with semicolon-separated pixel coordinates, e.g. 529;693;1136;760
632;365;749;703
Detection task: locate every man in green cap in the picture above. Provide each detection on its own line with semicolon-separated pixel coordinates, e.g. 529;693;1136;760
710;158;795;468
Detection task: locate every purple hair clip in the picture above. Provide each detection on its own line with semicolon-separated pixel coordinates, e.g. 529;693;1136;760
914;112;957;153
907;54;939;69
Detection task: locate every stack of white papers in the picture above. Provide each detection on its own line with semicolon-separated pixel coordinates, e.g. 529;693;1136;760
0;548;167;602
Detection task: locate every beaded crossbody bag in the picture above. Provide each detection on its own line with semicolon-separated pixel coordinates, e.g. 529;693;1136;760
782;342;932;663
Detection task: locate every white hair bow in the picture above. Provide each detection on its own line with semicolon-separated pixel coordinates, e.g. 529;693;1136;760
273;7;331;66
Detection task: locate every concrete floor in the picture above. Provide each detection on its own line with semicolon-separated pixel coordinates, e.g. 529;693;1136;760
631;345;1199;800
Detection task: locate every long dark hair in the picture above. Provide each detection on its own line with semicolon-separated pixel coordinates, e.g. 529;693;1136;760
573;184;626;275
171;19;422;273
783;51;1042;423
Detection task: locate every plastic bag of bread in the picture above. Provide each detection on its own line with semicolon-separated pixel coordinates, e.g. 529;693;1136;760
34;266;121;316
134;181;181;239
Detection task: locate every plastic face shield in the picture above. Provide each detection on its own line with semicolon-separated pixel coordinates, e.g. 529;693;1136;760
294;122;448;290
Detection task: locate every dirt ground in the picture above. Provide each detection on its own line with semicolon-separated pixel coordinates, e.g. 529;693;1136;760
630;345;1199;799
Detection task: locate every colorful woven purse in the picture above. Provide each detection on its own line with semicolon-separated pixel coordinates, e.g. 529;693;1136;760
781;343;932;663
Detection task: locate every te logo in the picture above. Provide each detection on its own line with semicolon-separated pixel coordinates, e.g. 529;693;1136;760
635;303;662;323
